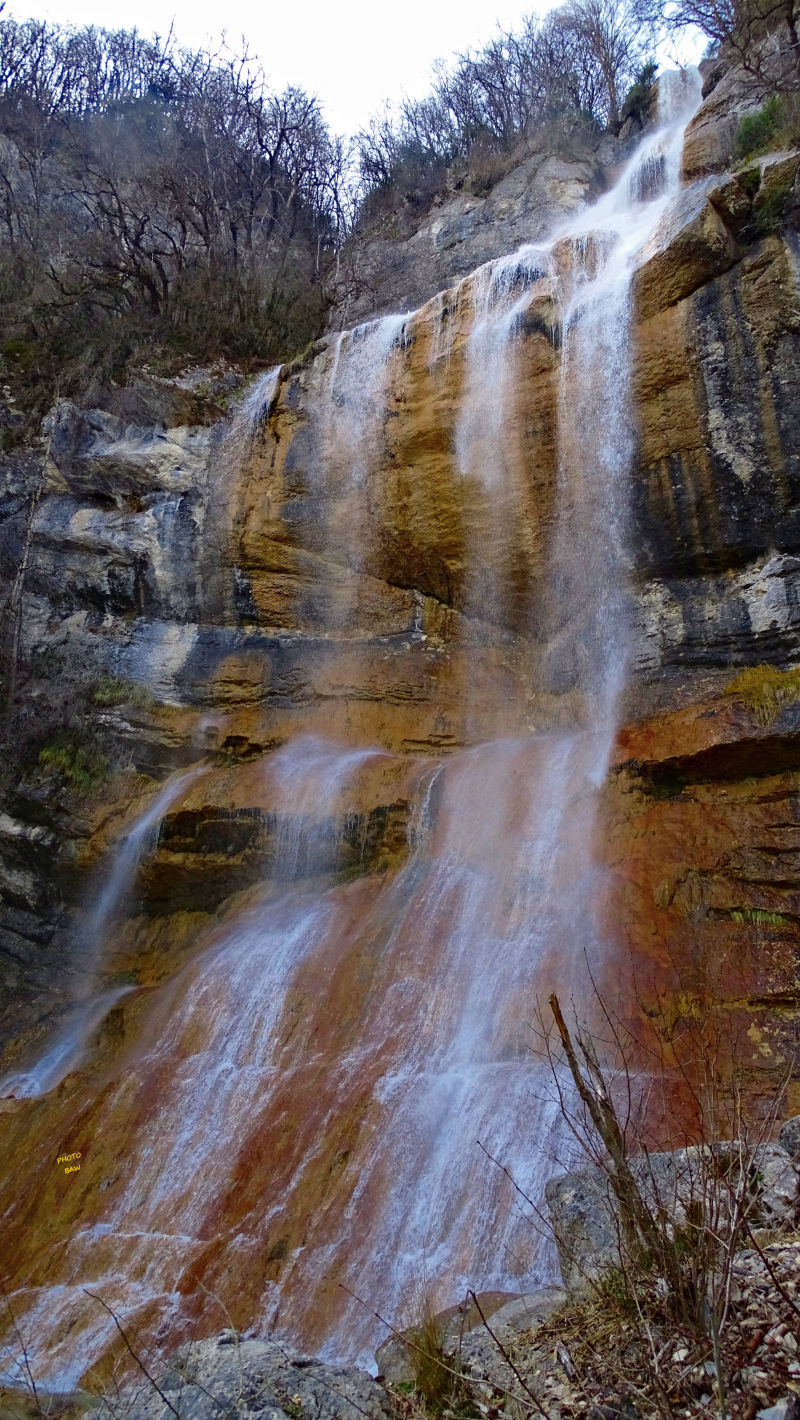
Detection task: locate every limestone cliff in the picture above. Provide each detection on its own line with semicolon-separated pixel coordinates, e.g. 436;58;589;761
0;63;799;1389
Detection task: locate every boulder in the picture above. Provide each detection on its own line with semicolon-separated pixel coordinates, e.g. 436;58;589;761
375;1286;566;1390
779;1113;800;1162
96;1335;392;1420
633;192;740;322
546;1143;799;1295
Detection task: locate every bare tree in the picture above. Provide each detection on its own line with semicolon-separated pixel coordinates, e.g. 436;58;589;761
556;0;660;127
661;0;800;90
0;16;353;411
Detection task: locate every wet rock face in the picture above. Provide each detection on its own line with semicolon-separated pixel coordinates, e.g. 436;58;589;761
6;150;799;752
0;68;799;1383
34;399;216;626
632;208;800;586
595;692;800;1137
2;118;800;1060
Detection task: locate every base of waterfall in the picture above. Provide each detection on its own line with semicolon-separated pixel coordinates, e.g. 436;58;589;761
5;1121;798;1420
0;1339;395;1420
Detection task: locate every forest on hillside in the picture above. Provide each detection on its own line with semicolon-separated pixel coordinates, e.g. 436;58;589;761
0;0;797;431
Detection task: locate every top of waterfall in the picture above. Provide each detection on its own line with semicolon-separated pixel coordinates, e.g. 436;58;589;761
656;66;703;125
330;67;703;347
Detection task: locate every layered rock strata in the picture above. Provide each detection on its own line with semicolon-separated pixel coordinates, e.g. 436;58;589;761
0;67;799;1389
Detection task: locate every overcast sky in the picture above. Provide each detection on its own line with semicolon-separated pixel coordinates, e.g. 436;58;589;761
8;0;572;135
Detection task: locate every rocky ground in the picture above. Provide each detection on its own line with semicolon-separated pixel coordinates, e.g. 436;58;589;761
3;1119;798;1420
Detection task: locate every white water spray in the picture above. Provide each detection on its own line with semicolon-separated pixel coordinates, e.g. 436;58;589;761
0;768;202;1098
326;315;408;491
227;366;282;448
1;73;709;1380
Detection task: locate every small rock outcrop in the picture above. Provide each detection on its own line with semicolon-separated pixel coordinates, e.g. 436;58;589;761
335;140;614;327
546;1142;800;1295
97;1336;392;1420
780;1113;800;1161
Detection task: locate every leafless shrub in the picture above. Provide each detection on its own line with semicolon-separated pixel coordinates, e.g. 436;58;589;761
531;986;796;1415
0;18;355;426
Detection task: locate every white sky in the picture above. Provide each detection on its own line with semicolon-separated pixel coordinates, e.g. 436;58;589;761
8;0;705;136
9;0;565;135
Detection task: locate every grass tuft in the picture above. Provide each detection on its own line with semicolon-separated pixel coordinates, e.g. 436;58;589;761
724;662;800;726
406;1303;458;1413
729;907;792;927
38;731;109;793
90;677;153;709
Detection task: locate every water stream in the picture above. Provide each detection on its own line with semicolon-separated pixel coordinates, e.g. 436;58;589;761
1;72;705;1384
0;768;202;1099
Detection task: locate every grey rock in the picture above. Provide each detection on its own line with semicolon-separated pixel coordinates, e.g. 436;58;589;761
375;1286;566;1390
779;1113;800;1163
546;1142;799;1295
756;1400;800;1420
336;144;615;326
46;400;212;504
457;1287;567;1395
634;552;800;689
97;1335;393;1420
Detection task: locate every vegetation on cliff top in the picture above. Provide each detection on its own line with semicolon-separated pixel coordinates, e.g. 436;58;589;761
1;0;798;439
0;18;352;437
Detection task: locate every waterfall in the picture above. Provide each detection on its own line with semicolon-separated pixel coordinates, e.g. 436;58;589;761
324;314;408;503
301;312;410;633
308;74;705;1353
227;366;282;449
0;768;202;1099
0;73;706;1386
1;739;430;1390
549;65;703;745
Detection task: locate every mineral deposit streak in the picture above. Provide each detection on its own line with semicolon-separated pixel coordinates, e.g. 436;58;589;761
321;69;704;1357
1;72;703;1387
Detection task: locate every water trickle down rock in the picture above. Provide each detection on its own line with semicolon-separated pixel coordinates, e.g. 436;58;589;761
3;66;800;1389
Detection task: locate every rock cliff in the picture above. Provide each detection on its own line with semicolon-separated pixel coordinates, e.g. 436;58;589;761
0;62;799;1391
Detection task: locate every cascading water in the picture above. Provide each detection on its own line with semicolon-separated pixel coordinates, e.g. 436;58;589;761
0;72;705;1386
298;312;411;634
313;72;705;1351
228;366;282;449
549;66;703;743
0;768;203;1100
327;317;409;488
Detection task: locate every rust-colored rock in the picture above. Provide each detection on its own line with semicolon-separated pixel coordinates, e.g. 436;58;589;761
1;62;799;1395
